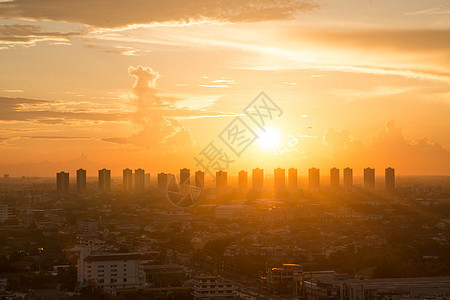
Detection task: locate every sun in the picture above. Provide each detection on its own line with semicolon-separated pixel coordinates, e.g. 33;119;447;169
258;126;281;150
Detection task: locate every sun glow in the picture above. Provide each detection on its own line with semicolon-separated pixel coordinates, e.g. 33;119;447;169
258;126;281;150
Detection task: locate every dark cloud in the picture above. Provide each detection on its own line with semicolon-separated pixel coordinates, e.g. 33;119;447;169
0;0;319;29
0;24;80;47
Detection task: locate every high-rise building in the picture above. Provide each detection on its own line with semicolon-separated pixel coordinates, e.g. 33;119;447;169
308;168;320;190
135;168;145;192
57;171;69;193
98;169;111;192
274;168;285;191
343;167;353;188
180;168;190;185
77;169;86;192
330;168;340;188
195;171;204;188
364;167;375;190
216;171;227;189
145;173;150;189
238;170;248;192
123;168;133;192
252;168;264;191
385;167;395;191
288;168;298;190
157;173;168;190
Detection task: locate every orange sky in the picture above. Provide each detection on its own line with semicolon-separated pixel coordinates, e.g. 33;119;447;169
0;0;449;177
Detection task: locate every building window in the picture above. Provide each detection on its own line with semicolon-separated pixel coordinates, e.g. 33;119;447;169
123;278;127;283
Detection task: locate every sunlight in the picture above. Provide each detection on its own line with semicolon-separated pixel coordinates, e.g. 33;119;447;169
258;126;281;150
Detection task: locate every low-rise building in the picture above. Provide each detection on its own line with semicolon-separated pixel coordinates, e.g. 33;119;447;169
192;275;237;299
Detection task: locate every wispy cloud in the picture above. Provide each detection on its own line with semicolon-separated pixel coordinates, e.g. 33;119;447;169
0;0;319;29
0;24;80;48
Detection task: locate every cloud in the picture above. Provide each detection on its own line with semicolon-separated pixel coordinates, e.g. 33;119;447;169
0;0;319;29
0;97;126;122
302;29;450;54
103;65;193;151
0;24;80;48
0;88;23;93
276;121;450;175
406;5;450;16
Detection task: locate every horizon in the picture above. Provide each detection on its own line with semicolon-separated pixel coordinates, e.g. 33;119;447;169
0;0;449;176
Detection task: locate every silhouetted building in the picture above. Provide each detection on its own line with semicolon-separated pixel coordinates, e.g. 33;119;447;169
157;173;168;190
195;170;204;188
274;168;285;191
77;169;86;192
308;168;320;190
385;167;395;191
288;168;298;190
239;170;248;192
364;167;375;190
123;168;133;192
330;168;340;188
180;168;190;185
135;168;145;192
98;168;111;192
216;171;227;189
343;167;353;188
145;173;150;189
57;171;69;193
252;168;264;191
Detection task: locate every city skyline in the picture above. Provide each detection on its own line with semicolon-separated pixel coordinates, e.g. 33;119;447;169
0;1;449;176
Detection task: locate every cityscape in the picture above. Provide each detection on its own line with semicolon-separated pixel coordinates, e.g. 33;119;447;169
1;0;450;299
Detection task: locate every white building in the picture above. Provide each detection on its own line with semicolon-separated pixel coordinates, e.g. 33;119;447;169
192;276;237;299
0;203;14;222
77;251;145;295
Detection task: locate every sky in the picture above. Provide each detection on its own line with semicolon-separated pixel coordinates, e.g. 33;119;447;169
0;0;449;177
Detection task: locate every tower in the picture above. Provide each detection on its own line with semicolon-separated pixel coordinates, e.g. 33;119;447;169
288;168;298;190
135;168;145;192
195;171;204;188
308;168;320;190
158;173;168;190
180;168;190;186
123;168;132;192
57;171;69;193
274;168;286;191
364;167;375;190
77;169;86;192
98;168;111;192
343;167;353;189
385;167;395;191
238;170;248;192
330;168;340;189
216;171;227;189
252;168;264;191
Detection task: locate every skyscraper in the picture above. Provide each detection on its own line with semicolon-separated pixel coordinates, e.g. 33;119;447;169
364;167;375;190
180;168;190;186
343;167;353;189
195;170;204;188
238;170;248;192
216;171;227;189
158;173;168;190
57;171;69;193
308;168;320;190
274;168;285;191
252;168;264;191
288;168;298;190
330;168;340;189
77;169;86;192
135;168;145;192
98;168;111;192
123;168;132;192
385;167;395;191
